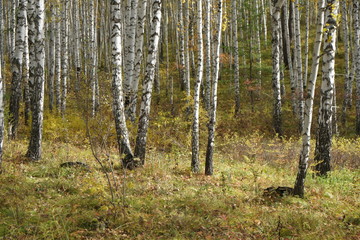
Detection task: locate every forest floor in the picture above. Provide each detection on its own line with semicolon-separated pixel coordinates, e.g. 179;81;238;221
0;131;359;239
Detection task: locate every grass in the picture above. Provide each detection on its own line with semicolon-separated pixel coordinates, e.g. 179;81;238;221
0;133;359;239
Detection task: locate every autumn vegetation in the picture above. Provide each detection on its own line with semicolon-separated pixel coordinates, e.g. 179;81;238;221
0;0;360;239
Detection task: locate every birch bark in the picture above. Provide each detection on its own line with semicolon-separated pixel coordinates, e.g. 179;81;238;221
271;0;285;137
232;0;240;116
9;0;27;139
353;2;360;134
314;0;339;176
191;0;203;173
110;0;134;167
128;0;148;122
205;0;222;176
294;0;326;197
61;0;69;116
26;0;45;160
134;0;162;164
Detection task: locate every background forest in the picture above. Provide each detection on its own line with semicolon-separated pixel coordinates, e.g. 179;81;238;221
0;0;359;239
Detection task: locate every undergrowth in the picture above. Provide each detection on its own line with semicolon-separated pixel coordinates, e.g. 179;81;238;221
0;134;359;239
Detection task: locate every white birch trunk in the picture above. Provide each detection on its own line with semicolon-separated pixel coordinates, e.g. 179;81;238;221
314;0;339;176
204;0;211;112
294;0;304;131
61;0;69;116
191;0;203;173
23;2;30;125
283;0;296;114
0;56;4;171
341;0;351;124
124;0;138;116
255;0;262;86
9;0;27;139
294;0;326;197
178;1;186;93
303;0;310;88
48;4;55;112
233;0;240;116
128;0;147;122
74;0;81;92
55;7;61;111
353;2;360;134
110;0;134;167
271;0;285;137
205;0;223;176
134;0;162;164
26;0;45;160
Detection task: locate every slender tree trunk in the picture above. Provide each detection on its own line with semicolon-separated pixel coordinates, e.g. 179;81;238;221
129;0;147;122
205;0;223;176
48;4;55;112
341;1;351;125
61;0;69;116
0;56;4;172
261;0;268;42
314;0;339;176
294;0;326;197
232;0;240;116
294;0;304;131
204;0;211;113
74;0;81;92
26;0;45;160
9;0;27;139
110;0;134;168
354;2;360;135
255;0;262;87
55;7;61;111
124;0;138;120
23;3;30;125
303;0;310;89
178;1;186;93
90;0;99;116
283;0;296;114
134;0;162;164
271;0;285;137
191;0;203;173
183;0;190;97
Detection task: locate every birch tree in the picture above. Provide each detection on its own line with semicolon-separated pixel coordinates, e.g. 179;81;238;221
271;0;285;137
26;0;45;160
232;0;240;115
341;0;351;125
0;58;4;172
55;7;61;111
48;4;55;111
61;0;69;116
134;0;162;165
204;0;211;112
9;0;27;139
283;0;296;114
294;0;304;131
205;0;222;176
124;0;138;120
191;0;203;173
314;0;339;176
353;2;360;135
110;0;134;168
128;0;148;122
294;0;326;197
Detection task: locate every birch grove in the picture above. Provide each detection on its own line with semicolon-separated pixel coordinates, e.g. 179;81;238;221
0;0;358;198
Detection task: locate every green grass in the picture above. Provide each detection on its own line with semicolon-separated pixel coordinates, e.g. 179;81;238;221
1;135;359;239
